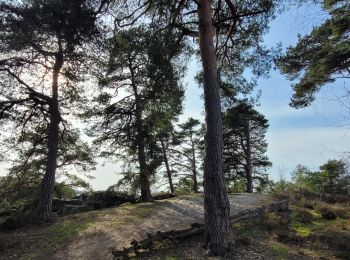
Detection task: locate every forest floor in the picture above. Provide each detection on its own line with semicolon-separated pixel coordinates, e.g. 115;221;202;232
0;192;349;260
0;193;269;260
134;191;350;260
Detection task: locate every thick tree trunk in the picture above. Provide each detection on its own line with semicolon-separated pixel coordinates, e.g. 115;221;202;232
37;52;63;221
136;127;152;202
197;0;233;256
130;65;152;202
160;137;174;193
245;121;253;193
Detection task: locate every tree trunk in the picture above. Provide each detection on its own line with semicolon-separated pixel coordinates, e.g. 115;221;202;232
37;51;63;221
197;0;233;256
136;127;152;202
160;137;174;193
190;135;199;193
245;120;253;193
130;64;152;202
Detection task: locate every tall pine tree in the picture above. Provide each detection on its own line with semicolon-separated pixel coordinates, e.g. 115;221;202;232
87;27;185;201
0;0;108;221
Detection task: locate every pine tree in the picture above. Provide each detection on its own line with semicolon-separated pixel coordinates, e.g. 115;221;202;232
0;0;107;221
173;118;203;193
87;27;185;201
277;0;350;108
223;102;271;193
110;0;277;254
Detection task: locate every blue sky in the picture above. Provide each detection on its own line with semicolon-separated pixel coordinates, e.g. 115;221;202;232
180;2;350;183
1;2;349;190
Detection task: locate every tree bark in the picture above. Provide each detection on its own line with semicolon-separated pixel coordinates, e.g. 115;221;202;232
160;137;174;193
245;120;253;193
190;133;199;193
37;50;63;221
130;63;152;202
197;0;233;256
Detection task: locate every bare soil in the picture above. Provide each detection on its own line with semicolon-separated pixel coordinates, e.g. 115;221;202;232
0;193;269;260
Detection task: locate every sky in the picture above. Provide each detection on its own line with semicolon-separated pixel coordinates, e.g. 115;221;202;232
178;2;350;183
1;2;349;190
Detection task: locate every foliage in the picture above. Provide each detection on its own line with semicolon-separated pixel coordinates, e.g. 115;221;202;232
223;101;272;192
0;176;84;211
0;0;105;137
0;0;106;217
291;164;311;190
276;0;350;108
86;26;185;197
319;159;348;194
0;126;94;210
172;118;204;193
273;159;350;196
268;189;350;259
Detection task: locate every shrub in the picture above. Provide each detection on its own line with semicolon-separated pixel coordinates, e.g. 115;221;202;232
302;202;314;210
264;211;291;232
294;209;315;224
276;230;304;244
312;229;350;254
0;213;36;231
319;207;337;220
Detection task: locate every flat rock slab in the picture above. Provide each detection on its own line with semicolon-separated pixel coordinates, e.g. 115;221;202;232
54;193;269;260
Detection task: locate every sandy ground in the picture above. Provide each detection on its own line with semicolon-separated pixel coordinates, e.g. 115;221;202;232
53;193;269;260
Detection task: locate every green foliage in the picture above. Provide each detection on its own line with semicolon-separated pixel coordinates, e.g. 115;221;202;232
277;0;350;108
274;160;350;196
226;179;247;193
0;0;103;214
54;183;76;200
172;118;204;193
223;101;272;192
0;128;94;210
176;178;195;194
319;159;348;194
0;174;40;210
291;165;310;190
86;26;185;195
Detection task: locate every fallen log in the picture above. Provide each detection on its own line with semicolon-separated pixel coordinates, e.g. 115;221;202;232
112;200;289;259
112;223;205;259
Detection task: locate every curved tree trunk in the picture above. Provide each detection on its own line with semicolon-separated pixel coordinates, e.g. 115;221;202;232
197;0;233;256
37;51;63;221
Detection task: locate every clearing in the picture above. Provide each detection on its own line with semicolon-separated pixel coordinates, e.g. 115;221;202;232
0;193;270;260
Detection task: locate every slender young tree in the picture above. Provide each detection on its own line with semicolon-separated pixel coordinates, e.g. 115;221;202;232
156;123;178;194
173;118;203;193
0;0;108;221
159;134;175;194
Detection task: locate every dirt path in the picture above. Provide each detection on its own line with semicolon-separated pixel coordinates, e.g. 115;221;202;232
53;193;269;260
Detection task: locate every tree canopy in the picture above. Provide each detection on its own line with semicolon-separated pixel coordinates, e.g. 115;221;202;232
0;0;108;220
277;0;350;108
